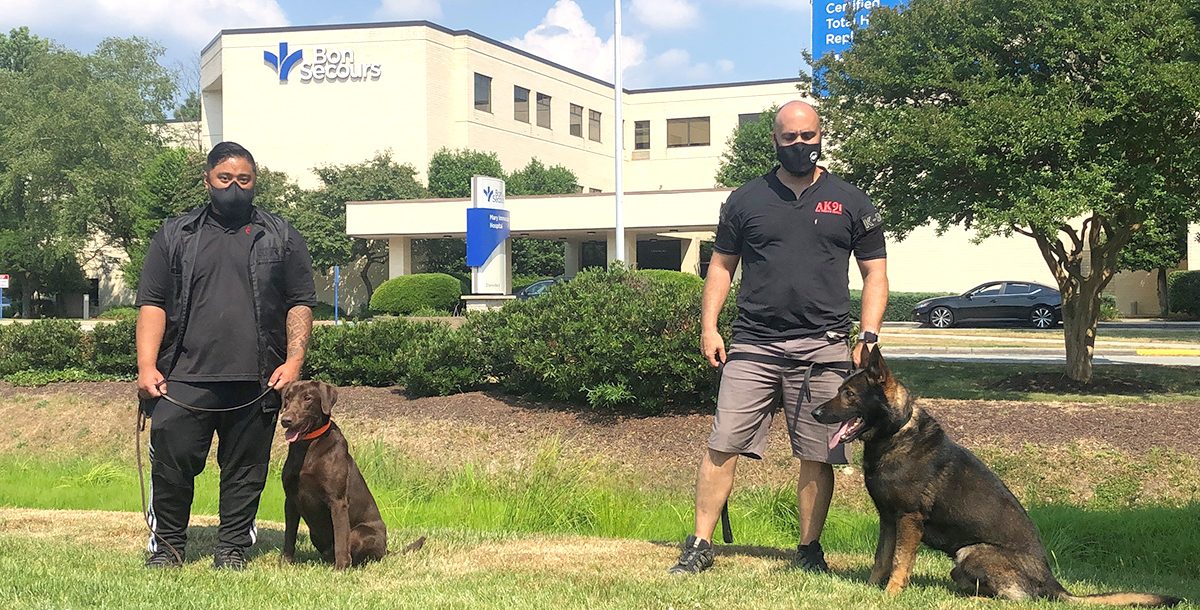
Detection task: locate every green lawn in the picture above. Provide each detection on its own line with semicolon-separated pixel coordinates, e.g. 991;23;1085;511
0;449;1196;609
888;360;1200;403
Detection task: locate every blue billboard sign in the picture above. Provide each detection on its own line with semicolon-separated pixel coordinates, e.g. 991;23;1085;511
466;208;510;267
812;0;906;62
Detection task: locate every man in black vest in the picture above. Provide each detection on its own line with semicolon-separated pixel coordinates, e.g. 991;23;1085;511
135;141;316;570
670;101;889;575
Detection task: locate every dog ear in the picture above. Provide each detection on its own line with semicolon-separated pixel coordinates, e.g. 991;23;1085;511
319;383;338;416
865;346;890;383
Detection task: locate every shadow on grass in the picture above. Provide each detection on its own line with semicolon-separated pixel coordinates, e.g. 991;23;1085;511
177;525;320;565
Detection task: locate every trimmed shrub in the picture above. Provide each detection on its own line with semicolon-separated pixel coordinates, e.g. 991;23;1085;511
402;322;489;397
0;320;85;376
851;290;956;322
1168;271;1200;318
97;306;138;322
370;273;461;315
479;266;726;413
636;269;705;292
90;319;137;376
1099;294;1120;321
303;318;443;387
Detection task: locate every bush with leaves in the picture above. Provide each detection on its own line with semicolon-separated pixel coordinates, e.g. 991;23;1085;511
369;273;461;315
90;319;137;376
303;318;442;387
0;320;84;376
480;266;729;413
1168;271;1200;318
402;322;489;397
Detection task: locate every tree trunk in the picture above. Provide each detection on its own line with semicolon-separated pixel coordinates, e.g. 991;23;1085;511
20;275;35;320
1061;279;1102;384
359;260;376;304
1157;267;1170;316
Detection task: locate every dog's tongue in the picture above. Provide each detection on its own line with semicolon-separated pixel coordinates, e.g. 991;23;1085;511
285;429;301;443
829;419;857;451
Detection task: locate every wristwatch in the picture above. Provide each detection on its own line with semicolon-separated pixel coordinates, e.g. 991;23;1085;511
858;330;879;344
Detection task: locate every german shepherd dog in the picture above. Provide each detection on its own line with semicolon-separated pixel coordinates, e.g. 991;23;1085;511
811;348;1180;607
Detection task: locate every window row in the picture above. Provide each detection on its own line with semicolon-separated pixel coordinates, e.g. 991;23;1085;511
475;73;603;142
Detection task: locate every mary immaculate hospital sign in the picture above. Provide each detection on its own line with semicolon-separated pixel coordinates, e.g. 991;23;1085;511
264;42;383;83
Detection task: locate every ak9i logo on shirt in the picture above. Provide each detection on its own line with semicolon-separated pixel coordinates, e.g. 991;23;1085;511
815;201;844;214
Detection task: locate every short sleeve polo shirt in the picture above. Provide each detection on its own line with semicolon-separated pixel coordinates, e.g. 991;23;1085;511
714;166;887;344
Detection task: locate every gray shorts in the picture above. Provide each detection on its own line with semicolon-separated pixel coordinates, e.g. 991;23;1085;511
708;336;853;463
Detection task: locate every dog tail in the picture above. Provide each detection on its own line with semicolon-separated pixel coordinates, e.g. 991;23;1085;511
1057;590;1181;607
400;536;427;554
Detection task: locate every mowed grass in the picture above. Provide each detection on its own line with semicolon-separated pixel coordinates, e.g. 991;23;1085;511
888;360;1200;403
0;447;1198;609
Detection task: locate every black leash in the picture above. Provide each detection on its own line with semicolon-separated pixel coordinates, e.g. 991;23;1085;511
135;381;277;564
714;352;855;546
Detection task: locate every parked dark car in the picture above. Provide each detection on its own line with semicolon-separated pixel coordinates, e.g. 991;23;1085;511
912;281;1062;329
514;277;563;300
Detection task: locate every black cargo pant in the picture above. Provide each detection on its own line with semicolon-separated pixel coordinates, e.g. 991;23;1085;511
146;381;277;555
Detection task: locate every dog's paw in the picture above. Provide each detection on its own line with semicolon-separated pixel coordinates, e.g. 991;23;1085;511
279;553;296;565
885;583;906;597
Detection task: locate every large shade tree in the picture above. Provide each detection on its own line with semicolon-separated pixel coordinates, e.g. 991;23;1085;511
811;0;1200;382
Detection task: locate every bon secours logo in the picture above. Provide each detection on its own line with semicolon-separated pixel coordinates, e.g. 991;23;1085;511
264;42;382;83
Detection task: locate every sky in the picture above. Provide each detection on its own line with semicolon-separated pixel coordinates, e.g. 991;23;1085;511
0;0;815;89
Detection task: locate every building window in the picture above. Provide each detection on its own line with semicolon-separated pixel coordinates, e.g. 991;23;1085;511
514;86;529;123
537;93;552;128
666;116;711;147
589;187;602;193
474;73;492;113
738;112;763;127
589;110;602;142
634;120;650;150
570;104;583;137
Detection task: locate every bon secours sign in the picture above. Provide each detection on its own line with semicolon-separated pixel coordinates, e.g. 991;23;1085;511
264;41;382;83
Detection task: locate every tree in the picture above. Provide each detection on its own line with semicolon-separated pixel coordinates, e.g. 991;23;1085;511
810;0;1200;382
121;147;207;287
1117;217;1188;316
715;107;778;187
0;31;177;316
508;158;579;277
427;148;504;198
174;91;201;121
285;153;427;297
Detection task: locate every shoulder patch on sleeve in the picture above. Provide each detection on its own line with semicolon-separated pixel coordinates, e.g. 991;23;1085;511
862;211;883;232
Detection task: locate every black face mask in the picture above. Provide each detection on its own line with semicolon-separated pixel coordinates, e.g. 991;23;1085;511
209;183;255;220
776;140;822;177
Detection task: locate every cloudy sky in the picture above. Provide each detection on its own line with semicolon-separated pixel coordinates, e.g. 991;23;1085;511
0;0;815;88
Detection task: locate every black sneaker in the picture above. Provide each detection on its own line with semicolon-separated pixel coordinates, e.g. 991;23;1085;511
794;540;831;573
668;535;714;575
144;549;183;569
213;547;247;571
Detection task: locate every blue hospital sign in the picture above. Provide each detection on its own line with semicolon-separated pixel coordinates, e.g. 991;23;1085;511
466;176;511;294
466;208;510;267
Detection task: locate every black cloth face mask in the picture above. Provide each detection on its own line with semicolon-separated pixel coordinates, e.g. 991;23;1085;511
209;183;255;220
776;141;822;177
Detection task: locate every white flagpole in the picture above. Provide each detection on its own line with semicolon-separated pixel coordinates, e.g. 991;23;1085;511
614;0;626;263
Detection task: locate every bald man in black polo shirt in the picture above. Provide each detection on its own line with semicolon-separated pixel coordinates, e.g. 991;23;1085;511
670;101;889;575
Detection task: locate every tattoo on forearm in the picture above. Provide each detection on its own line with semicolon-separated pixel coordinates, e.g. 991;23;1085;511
285;306;313;362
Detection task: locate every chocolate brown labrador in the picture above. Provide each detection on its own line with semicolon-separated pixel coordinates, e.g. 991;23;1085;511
279;380;396;569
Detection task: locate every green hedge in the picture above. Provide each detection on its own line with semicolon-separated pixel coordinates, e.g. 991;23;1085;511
89;319;137;375
1168;271;1200;319
636;269;705;292
475;266;729;413
370;273;462;315
0;320;85;376
97;306;138;322
850;290;955;322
